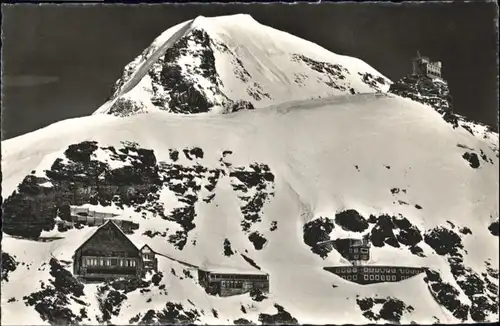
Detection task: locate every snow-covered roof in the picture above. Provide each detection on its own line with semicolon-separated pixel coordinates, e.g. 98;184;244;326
74;220;140;253
201;265;268;276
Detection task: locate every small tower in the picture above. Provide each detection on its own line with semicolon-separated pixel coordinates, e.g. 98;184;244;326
347;238;370;266
316;238;371;266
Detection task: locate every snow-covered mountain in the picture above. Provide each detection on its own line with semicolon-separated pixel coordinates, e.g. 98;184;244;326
1;14;499;326
93;14;390;117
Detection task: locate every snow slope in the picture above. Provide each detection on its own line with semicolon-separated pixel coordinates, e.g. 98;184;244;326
2;92;498;325
93;14;391;117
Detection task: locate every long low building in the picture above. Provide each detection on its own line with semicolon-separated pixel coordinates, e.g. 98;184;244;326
198;267;270;297
324;265;426;285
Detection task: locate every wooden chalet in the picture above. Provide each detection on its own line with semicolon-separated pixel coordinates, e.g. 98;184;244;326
198;267;270;297
73;220;143;282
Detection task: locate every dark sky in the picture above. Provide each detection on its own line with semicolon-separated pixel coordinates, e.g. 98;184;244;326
1;2;498;140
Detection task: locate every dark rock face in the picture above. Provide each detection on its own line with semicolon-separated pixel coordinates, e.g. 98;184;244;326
423;229;498;323
223;238;234;256
389;74;457;127
369;215;399;248
129;302;201;325
388;73;499;143
250;288;268;302
303;217;335;258
241;254;262;270
270;221;278;231
488;220;499;236
392;215;423;247
291;54;350;92
229;163;276;233
358;72;387;92
148;29;225;114
23;258;87;325
97;284;128;323
334;209;369;232
108;97;145;117
424;269;470;321
424;227;464;256
1;252;18;282
3;141;275;254
462;152;480;169
248;231;268;250
356;297;414;323
233;318;252;324
258;304;298;325
225;100;256;113
319;211;424;258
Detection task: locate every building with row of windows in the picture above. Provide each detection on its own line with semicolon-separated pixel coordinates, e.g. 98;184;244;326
320;237;426;285
324;265;425;285
198;268;270;297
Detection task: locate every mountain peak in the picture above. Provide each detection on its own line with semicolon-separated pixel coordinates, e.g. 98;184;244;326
94;15;391;117
191;13;257;28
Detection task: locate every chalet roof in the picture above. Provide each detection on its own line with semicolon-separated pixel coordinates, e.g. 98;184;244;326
140;244;154;251
74;220;140;254
200;263;268;276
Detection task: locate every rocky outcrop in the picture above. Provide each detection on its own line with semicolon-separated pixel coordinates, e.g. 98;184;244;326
356;296;414;323
258;304;298;325
23;258;87;326
303;217;335;259
2;141;275;251
389;74;458;127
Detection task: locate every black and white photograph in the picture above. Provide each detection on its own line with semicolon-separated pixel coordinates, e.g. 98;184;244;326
1;2;498;325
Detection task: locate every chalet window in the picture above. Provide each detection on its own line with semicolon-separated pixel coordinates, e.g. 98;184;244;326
386;268;390;272
341;268;346;273
362;255;367;260
353;248;358;253
347;275;351;280
361;248;368;253
363;275;368;280
100;258;104;266
353;275;358;281
363;267;368;273
392;275;396;281
346;268;351;273
369;275;374;280
375;275;380;281
354;255;359;259
369;268;374;273
391;268;396;273
381;275;385;281
352;268;357;273
131;260;136;267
